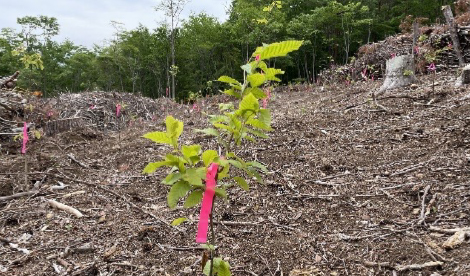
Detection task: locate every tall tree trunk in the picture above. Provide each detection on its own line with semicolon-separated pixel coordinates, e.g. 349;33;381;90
442;5;465;66
166;55;170;97
304;52;310;84
312;46;316;84
170;0;176;99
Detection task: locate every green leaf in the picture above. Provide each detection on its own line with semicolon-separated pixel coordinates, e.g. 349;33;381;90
201;244;215;251
168;181;191;209
265;68;284;78
196;167;207;178
182;145;201;160
239;93;259;113
165;154;187;172
247;128;269;139
189;156;200;164
257;61;268;72
253;40;303;61
218;163;230;180
227;160;243;169
224;89;241;99
165;116;184;147
247;161;268;172
247;73;266;88
162;173;182;185
203;258;223;275
171;217;187;226
219;261;231;276
218;76;241;89
247;118;273;131
183;168;204;187
195;128;220;137
234;176;249;191
33;130;41;139
257;18;268;24
241;64;252;74
245;87;267;99
142;161;173;174
258;109;271;127
247;167;264;184
213;123;233;132
184;190;203;208
142;131;171;145
215;188;227;198
219;103;234;111
243;135;256;143
209;115;230;124
202;150;218;167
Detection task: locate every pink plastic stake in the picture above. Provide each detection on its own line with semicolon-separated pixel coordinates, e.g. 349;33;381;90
21;122;28;154
116;104;121;117
166;87;169;97
427;63;436;72
262;98;268;109
255;54;260;61
196;163;219;243
192;103;200;112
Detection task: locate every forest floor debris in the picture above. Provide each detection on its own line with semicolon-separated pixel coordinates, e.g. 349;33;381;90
1;71;470;275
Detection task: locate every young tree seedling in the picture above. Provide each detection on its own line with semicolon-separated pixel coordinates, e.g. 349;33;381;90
143;40;303;275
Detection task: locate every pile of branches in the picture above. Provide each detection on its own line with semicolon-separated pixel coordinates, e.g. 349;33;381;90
30;91;229;136
0;71;19;90
318;16;470;85
0;89;27;136
317;33;415;85
31;92;181;134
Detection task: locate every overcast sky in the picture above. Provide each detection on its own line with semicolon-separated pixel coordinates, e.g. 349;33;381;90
0;0;230;49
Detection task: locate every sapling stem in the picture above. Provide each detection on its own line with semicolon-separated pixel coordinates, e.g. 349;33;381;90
24;155;28;190
209;198;216;276
117;116;121;144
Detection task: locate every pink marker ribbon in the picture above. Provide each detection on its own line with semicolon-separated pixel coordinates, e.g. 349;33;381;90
196;163;219;243
21;122;28;154
116;104;121;117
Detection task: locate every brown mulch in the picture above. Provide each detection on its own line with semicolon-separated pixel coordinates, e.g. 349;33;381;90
1;72;470;275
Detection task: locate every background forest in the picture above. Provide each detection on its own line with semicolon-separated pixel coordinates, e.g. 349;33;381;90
0;0;455;100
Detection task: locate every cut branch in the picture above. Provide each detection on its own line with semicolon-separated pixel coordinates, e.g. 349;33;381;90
48;199;84;218
0;191;37;202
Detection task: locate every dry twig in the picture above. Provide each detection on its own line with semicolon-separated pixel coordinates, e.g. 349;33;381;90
48;199;84;218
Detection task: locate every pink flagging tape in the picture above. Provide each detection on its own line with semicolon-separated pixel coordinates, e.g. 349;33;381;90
21;122;28;154
116;104;121;117
262;98;268;109
196;163;219;243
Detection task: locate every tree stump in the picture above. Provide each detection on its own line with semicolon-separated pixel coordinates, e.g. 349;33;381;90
455;64;470;87
379;55;416;93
